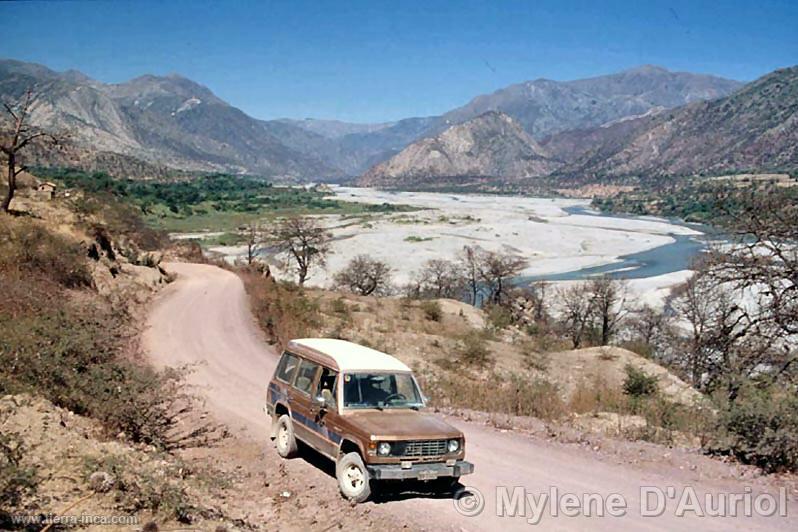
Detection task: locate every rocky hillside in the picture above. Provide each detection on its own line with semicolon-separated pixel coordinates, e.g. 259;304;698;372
544;66;798;180
0;59;339;180
440;65;742;138
357;111;556;187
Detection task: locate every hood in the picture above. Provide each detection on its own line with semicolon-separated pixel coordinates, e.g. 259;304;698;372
345;409;461;440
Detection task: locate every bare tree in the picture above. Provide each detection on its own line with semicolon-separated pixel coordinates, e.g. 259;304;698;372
671;268;778;396
266;216;331;285
333;255;392;296
478;250;527;305
588;276;629;346
458;245;483;305
628;304;671;351
0;89;61;213
529;281;550;323
558;282;593;349
414;258;463;299
244;221;264;265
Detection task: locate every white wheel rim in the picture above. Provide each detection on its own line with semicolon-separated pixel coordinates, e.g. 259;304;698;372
345;464;365;491
278;425;288;450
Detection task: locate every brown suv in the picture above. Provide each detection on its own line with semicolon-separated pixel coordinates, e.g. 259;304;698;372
265;338;474;502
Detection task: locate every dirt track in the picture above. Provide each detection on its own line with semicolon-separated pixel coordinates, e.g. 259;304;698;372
144;262;795;530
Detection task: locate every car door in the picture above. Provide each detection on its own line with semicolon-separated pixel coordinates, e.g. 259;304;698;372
312;367;343;458
288;358;326;450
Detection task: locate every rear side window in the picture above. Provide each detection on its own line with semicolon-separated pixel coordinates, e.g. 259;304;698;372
294;359;320;395
275;353;299;383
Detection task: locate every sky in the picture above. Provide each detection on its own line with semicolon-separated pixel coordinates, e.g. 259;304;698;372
1;0;796;123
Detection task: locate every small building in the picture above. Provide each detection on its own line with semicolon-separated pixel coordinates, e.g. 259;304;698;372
36;181;57;200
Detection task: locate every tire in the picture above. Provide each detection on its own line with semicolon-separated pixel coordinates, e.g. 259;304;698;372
274;414;298;458
433;476;460;494
336;452;372;503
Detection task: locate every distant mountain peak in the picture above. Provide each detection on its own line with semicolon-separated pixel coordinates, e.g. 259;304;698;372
357;110;556;187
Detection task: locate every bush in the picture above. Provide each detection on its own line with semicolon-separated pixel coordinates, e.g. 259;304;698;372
420;300;442;322
0;272;210;451
0;430;37;511
711;385;798;473
418;369;565;421
0;217;91;288
622;364;659;398
242;273;321;348
456;330;492;367
485;304;513;330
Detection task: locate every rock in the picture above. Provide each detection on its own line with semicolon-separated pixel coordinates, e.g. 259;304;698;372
89;471;115;493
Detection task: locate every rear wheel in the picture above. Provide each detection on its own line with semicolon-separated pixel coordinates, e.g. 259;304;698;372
274;414;298;458
336;452;372;502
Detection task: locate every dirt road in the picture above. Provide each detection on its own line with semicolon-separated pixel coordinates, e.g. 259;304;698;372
144;263;795;530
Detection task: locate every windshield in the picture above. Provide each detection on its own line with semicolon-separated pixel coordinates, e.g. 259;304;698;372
343;372;424;409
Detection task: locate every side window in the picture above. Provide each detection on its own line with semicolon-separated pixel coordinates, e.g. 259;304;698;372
275;353;299;383
316;367;338;407
294;359;320;395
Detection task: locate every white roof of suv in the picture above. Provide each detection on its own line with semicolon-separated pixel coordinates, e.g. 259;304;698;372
288;338;411;372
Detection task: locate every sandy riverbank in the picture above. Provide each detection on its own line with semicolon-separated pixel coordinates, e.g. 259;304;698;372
207;187;702;302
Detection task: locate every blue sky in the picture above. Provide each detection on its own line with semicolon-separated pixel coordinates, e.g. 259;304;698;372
1;0;796;122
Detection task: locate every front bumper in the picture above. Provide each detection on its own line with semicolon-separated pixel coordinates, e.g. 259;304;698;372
367;460;474;480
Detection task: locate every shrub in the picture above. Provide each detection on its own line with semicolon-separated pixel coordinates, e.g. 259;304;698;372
242;273;321;348
418;369;565;421
622;364;659;398
0;272;211;451
0;217;91;288
420;300;442;322
456;330;491;367
485;304;513;330
0;430;37;511
710;385;798;473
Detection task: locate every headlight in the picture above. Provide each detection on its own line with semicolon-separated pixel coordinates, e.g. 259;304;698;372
377;442;391;456
447;439;460;453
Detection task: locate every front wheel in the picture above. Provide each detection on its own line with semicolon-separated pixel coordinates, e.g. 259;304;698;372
274;414;298;458
433;476;460;493
336;452;372;502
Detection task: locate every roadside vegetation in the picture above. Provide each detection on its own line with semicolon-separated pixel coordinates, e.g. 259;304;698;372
0;183;224;524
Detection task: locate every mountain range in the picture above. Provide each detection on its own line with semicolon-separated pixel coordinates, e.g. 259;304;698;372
3;58;766;184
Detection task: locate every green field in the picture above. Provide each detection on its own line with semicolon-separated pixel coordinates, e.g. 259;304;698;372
36;168;415;232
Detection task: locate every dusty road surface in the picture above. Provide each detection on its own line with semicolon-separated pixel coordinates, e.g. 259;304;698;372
145;262;796;531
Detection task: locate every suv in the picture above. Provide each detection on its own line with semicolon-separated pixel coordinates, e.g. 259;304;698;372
265;338;474;502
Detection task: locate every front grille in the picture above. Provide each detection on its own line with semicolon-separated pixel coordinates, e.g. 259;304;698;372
394;439;447;457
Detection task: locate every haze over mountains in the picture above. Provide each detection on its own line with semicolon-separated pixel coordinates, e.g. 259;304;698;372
2;58;795;186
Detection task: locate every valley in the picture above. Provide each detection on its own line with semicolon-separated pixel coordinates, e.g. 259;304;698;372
200;186;704;307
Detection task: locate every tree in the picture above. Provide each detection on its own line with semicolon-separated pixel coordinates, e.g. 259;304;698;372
588;276;628;346
671;268;776;396
266;216;331;285
243;221;264;266
558;282;593;349
414;258;463;299
333;255;392;296
0;89;61;213
457;245;483;305
478;250;527;305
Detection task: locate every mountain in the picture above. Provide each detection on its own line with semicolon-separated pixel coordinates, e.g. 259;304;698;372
0;59;338;180
439;65;742;139
357;111;556;187
0;59;747;181
543;66;798;180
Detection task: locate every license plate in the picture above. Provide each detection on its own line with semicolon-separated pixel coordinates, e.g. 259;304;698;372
418;470;439;481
